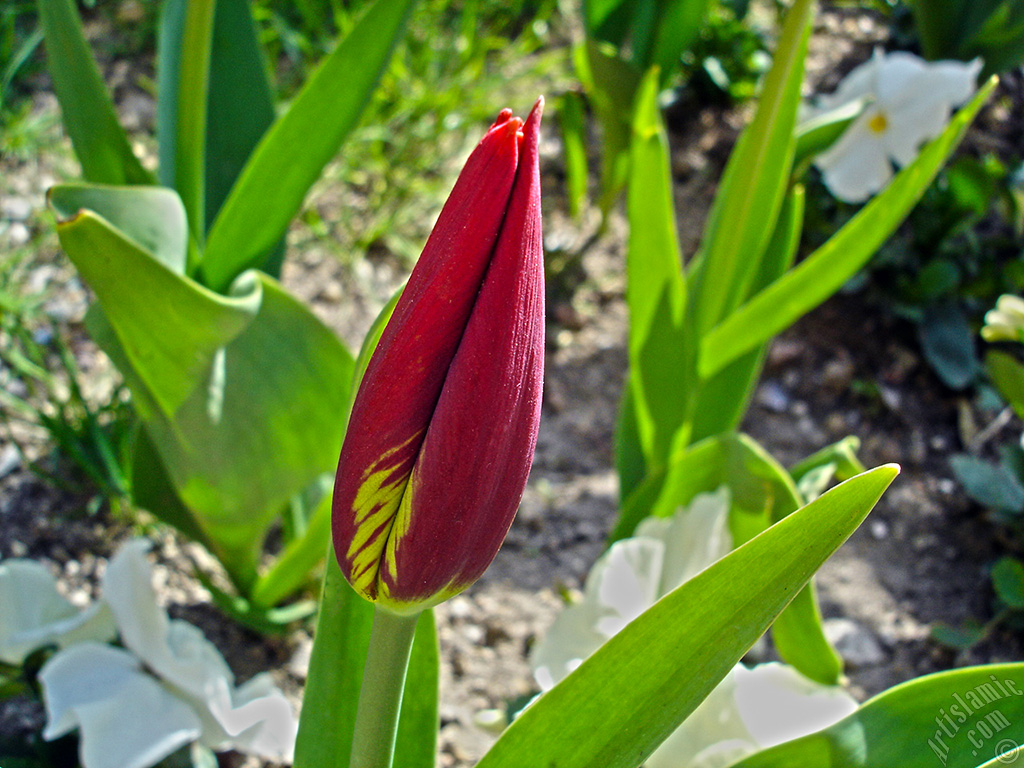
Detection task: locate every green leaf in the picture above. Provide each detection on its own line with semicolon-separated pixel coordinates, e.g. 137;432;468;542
650;0;711;76
918;303;980;390
950;454;1024;514
613;433;842;684
575;40;641;215
732;662;1024;768
157;0;277;241
58;193;354;588
699;77;998;379
203;0;277;234
48;184;189;274
51;188;259;418
136;273;353;588
172;0;216;245
624;66;688;466
689;0;812;337
991;557;1024;609
771;582;843;686
987;349;1024;418
36;0;152;185
201;0;418;291
688;184;805;444
559;91;589;218
477;465;899;768
294;551;438;768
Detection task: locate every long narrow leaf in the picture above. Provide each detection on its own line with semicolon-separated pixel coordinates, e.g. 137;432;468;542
174;0;216;246
699;77;998;379
625;66;688;466
689;0;813;336
36;0;152;185
201;0;418;291
478;465;898;768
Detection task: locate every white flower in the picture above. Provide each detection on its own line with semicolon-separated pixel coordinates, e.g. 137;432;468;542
35;540;296;768
982;294;1024;343
0;559;116;665
811;50;982;203
530;489;857;768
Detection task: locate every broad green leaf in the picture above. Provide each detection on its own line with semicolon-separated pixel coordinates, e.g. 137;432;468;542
732;662;1024;768
49;184;189;273
699;78;998;379
689;0;812;337
987;349;1024;418
688;184;805;444
201;0;417;291
138;272;353;588
36;0;152;185
625;66;688;466
294;551;438;768
477;465;899;768
52;194;260;419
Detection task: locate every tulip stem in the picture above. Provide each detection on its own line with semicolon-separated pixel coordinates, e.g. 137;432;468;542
349;606;420;768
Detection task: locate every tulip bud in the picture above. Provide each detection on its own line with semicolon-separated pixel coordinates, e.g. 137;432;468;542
332;99;545;614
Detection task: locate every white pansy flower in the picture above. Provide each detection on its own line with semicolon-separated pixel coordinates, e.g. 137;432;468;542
0;559;116;665
531;489;857;767
811;50;982;203
37;540;296;768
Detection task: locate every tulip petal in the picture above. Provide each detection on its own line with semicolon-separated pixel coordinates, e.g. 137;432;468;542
39;642;202;768
377;98;546;609
333;110;526;601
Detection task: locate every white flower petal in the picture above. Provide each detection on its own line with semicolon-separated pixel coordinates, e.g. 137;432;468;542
100;539;172;662
732;662;858;749
881;100;951;166
637;488;732;594
815;117;893;202
0;560;116;665
38;643;201;768
814;48;882;111
205;673;297;761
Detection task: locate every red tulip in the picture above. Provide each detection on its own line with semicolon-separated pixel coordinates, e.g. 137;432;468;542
332;99;545;614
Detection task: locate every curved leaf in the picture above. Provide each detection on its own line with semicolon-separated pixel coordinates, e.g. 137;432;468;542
477;465;898;768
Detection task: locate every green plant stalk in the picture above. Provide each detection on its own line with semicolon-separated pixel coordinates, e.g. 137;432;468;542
349;606;421;768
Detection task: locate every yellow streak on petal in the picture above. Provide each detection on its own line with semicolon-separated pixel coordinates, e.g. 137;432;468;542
344;432;421;595
382;470;417;586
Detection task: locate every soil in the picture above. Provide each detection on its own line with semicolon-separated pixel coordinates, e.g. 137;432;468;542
1;4;1022;767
